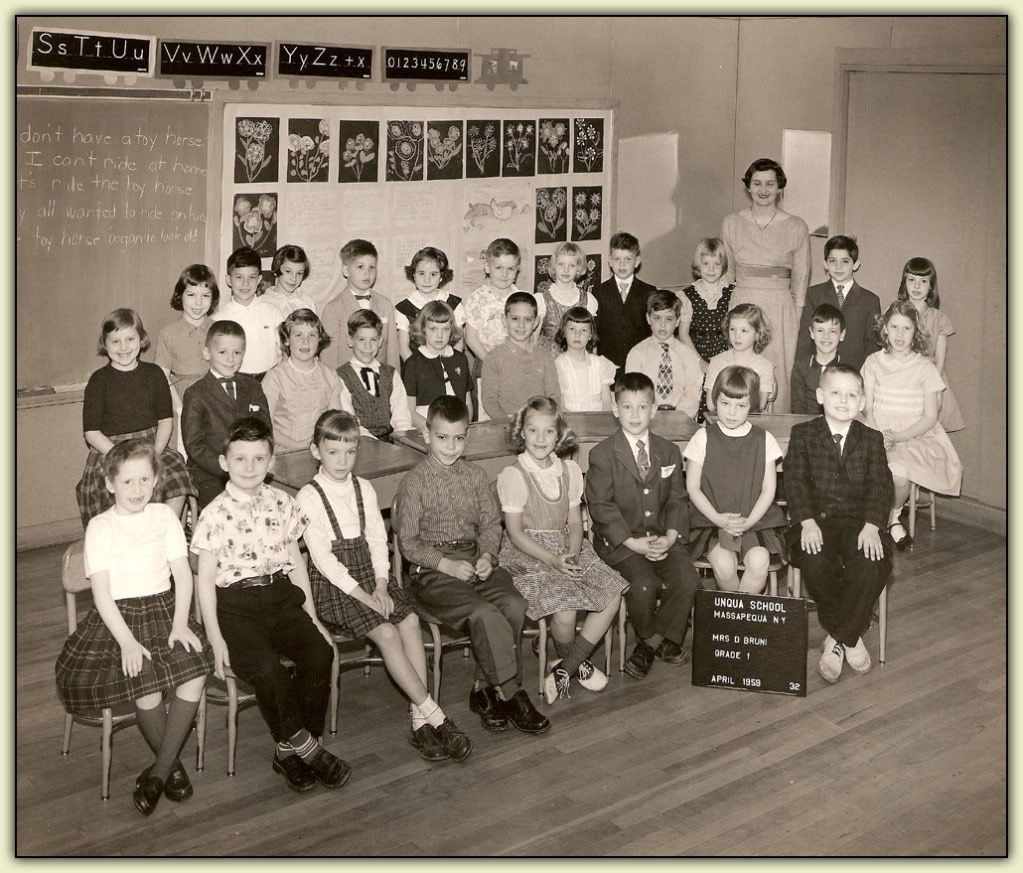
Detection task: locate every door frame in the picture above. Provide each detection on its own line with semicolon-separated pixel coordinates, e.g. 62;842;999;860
829;47;1005;235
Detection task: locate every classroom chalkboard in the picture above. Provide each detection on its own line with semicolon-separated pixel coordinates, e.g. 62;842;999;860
16;95;209;390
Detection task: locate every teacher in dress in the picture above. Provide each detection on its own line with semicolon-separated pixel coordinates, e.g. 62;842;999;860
722;157;810;413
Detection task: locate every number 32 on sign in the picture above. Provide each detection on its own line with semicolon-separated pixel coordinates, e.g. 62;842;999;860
691;590;808;697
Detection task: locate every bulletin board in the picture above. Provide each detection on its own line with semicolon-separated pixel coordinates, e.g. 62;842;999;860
16;94;210;390
216;101;615;310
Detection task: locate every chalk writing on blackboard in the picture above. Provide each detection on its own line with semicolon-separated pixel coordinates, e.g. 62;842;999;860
382;47;470;83
158;40;268;79
276;42;372;79
16;118;206;255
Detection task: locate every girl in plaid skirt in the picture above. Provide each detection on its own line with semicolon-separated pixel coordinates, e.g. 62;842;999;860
56;439;212;817
75;309;197;529
296;411;472;763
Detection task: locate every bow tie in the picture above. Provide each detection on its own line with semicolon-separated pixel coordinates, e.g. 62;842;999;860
353;294;372;301
216;375;235;384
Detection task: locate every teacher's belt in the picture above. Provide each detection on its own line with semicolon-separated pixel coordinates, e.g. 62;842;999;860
734;265;792;290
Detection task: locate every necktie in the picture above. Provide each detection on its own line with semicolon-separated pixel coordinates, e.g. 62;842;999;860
360;366;378;396
833;432;843;455
218;376;237;401
835;284;846;307
619;280;629;302
636;438;650;478
656;343;673;400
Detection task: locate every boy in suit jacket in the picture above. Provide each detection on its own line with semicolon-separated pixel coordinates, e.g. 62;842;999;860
320;239;400;371
795;235;881;371
593;232;658;378
182;320;272;508
585;372;700;679
785;363;894;684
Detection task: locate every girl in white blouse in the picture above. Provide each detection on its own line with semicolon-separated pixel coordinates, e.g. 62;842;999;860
553;307;616;412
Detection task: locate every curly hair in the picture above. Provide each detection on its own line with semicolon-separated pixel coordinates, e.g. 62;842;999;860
278;308;331;356
404;246;454;288
506;395;578;459
876;299;931;356
103;437;160;483
723;303;771;354
742;157;787;190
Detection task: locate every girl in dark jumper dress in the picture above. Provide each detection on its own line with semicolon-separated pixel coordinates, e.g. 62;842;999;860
683;366;786;593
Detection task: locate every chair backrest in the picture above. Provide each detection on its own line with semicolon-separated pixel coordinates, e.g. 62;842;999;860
62;540;89;636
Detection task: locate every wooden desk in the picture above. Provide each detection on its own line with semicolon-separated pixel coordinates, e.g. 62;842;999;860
269;437;424;507
393;413;813;479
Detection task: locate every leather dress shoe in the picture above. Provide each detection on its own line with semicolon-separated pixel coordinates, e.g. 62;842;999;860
163;761;194;802
435;718;473;762
132;765;164;817
305;747;353;789
469;685;508;731
654;639;690;665
624;640;656;679
499;689;551;735
409;723;449;761
272;751;317;792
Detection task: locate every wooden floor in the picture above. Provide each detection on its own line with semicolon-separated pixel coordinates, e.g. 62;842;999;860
16;519;1006;857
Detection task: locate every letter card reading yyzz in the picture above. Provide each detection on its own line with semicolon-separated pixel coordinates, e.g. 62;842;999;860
691;590;808;697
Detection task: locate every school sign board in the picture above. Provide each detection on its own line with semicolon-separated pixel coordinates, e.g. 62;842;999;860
691;589;808;697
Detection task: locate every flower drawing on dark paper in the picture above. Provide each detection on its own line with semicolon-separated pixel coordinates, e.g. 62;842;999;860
427;121;464;181
386;120;424;182
538;118;570;174
287;118;330;183
502;120;536;176
571;187;602;241
573;117;604;173
534;255;553;297
535;187;567;243
338;120;378;183
581;253;600;295
466;121;499;178
232;193;277;257
235;117;279;184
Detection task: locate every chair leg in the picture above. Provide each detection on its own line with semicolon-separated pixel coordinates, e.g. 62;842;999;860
929;493;937;531
226;677;239;777
768;569;778;597
328;647;340;736
537;619;547;697
195;688;207;772
363;643;373;678
61;712;73;756
603;623;613;678
100;708;113;801
908;483;918;540
618;603;627;673
789;566;802;599
879;587;888;665
429;624;442;700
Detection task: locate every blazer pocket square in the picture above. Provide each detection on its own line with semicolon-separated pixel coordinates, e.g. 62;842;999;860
248;404;262;412
660;465;676;478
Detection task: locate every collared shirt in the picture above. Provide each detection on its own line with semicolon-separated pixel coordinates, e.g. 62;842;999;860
261;286;318;320
496;452;584;513
297;471;389;594
155;317;211;380
394;290;467;332
344;359;413;431
217;297;283;375
261;357;354;451
396;455;503;570
624;336;704;418
622;429;651;468
191;482;307;588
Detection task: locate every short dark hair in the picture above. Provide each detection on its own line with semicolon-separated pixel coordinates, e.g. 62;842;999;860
272;244;311;279
711;365;762;413
97;308;150;357
347;308;383;336
223;415;274;454
505;290;538;316
613;371;655;403
897;256;940;308
340;238;377;263
104;437;160;482
811;303;845;331
819;362;864;391
170;264;221;313
609;231;640;255
227;246;261;273
486;238;520;261
206;319;246;346
824;234;859;262
647;289;682;317
742;157;787;190
426;396;469;429
554;306;599;353
405;246;454;287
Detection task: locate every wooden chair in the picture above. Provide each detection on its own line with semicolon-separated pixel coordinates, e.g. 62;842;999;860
692;556;785;596
907;482;937;541
788;566;889;664
532;603;625;696
59;540;138;800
